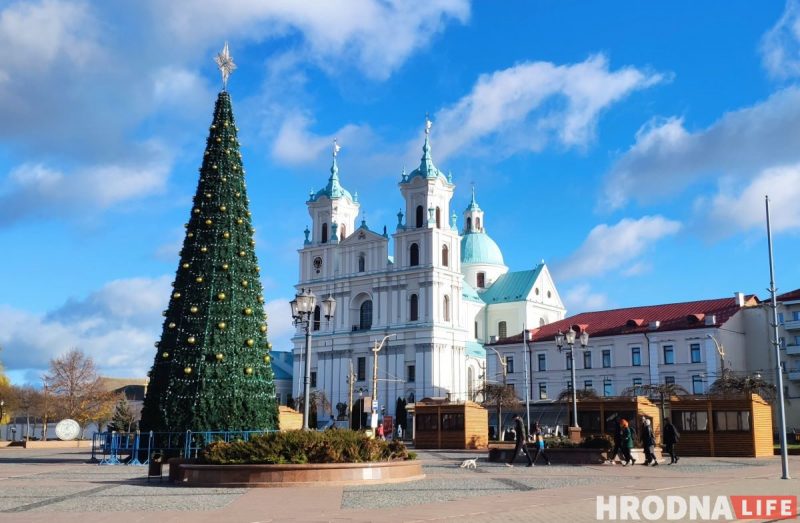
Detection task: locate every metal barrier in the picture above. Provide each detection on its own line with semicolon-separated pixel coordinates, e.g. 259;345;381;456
91;429;277;465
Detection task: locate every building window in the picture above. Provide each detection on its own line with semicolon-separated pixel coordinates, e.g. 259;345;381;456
690;343;701;363
410;243;419;266
466;216;472;231
714;411;751;431
566;353;572;370
780;337;786;349
584;380;593;390
435;207;441;229
566;380;573;391
665;376;675;385
663;345;675;365
313;305;321;331
358;254;365;272
537;353;546;372
603;380;613;397
310;371;317;388
583;351;592;369
778;312;785;324
498;321;507;339
538;383;547;400
409;294;419;321
340;224;346;239
321;223;328;243
407;365;416;383
675;411;708;432
477;272;485;288
632;377;642;394
357;357;366;381
359;300;373;330
415;205;424;228
692;375;704;394
474;321;478;338
602;349;611;368
631;347;641;366
443;295;450;321
506;356;514;374
794;311;800;321
442;244;449;267
476;217;481;230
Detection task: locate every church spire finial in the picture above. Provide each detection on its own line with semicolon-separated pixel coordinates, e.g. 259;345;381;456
330;138;340;178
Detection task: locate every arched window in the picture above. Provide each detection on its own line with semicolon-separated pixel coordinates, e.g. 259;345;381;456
435;207;441;229
415;205;424;228
340;224;346;239
498;321;507;339
358;254;365;273
410;243;419;266
475;217;481;231
441;244;449;267
477;272;485;289
466;217;472;232
313;305;321;331
359;300;373;330
443;295;450;322
409;294;418;321
321;223;328;244
539;317;546;327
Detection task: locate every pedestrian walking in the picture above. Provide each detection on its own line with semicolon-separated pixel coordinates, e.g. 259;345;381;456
608;417;623;464
530;422;551;465
641;418;657;466
663;417;680;464
506;414;534;467
619;419;636;466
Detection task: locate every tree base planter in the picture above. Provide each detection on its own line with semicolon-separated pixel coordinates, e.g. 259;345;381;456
170;460;425;487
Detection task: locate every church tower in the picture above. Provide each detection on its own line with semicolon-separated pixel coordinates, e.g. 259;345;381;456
460;188;508;291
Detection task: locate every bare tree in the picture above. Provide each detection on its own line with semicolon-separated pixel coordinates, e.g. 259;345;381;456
295;390;331;428
709;368;777;402
478;383;519;438
44;349;117;436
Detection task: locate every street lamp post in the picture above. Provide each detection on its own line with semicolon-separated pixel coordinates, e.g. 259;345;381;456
0;399;4;441
556;327;589;442
290;288;336;430
706;334;726;374
371;334;396;430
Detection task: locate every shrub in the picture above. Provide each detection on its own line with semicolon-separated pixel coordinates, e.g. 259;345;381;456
199;430;416;465
581;433;613;450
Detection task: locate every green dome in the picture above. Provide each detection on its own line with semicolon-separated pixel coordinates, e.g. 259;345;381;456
461;231;505;266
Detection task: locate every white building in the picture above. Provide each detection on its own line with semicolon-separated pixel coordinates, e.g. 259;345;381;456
291;125;566;425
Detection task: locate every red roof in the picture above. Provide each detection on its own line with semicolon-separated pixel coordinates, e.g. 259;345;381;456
777;288;800;302
493;295;759;345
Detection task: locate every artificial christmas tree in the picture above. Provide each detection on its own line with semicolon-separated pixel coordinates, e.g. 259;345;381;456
140;45;277;432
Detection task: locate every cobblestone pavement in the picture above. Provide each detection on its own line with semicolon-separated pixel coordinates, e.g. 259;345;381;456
0;447;797;522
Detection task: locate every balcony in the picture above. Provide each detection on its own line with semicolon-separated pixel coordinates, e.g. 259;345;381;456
788;369;800;382
787;345;800;356
784;319;800;331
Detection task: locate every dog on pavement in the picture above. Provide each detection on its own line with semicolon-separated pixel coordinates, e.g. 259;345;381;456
459;458;477;469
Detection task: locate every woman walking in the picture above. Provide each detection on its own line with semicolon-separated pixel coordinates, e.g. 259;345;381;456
530;422;551;465
663;417;680;464
620;419;636;466
641;418;657;466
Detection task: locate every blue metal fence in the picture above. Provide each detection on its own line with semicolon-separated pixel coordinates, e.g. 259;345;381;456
90;429;277;465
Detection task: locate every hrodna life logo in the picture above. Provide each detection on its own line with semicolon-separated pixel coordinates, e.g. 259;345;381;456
596;495;797;521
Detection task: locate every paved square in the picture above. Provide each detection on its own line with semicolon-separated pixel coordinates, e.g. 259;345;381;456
0;447;797;522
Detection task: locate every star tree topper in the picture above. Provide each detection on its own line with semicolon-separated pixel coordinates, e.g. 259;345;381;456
215;42;237;90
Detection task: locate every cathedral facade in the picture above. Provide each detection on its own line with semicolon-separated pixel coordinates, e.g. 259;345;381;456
291;125;566;424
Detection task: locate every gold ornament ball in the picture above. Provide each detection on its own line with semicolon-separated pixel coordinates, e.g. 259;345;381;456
250;240;256;247
204;151;209;156
182;263;190;269
215;353;224;361
247;211;252;217
217;321;226;330
205;192;212;199
255;266;261;272
168;322;176;329
237;218;244;225
217;292;226;301
190;306;199;314
200;246;208;253
193;208;200;214
210;124;216;129
154;341;160;348
267;342;273;350
232;165;238;171
173;292;181;299
187;232;194;238
162;310;167;316
223;231;230;239
244;307;253;316
219;205;227;212
235;192;241;198
223;121;229;128
195;276;204;283
215;137;221;143
221;176;227;182
205;219;213;226
263;355;271;363
187;336;196;345
257;296;265;303
162;352;169;359
241;280;248;288
222;263;229;271
259;324;267;333
238;250;246;257
246;338;255;347
184;366;193;374
245;367;253;375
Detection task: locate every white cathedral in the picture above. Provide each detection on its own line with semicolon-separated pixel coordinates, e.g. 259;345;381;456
291;122;566;424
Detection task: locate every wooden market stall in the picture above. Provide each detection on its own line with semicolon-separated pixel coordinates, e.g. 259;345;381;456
668;393;773;457
567;396;663;442
278;406;303;431
412;398;488;449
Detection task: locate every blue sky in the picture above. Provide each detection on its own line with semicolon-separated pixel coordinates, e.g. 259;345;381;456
2;1;800;385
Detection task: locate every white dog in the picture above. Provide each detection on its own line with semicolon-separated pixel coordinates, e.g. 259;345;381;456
459;458;477;469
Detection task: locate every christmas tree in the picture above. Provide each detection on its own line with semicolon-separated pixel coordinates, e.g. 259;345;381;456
140;44;277;432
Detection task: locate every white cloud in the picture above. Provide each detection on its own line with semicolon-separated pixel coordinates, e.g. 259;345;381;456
702;164;800;235
556;216;681;280
602;87;800;210
271;114;365;166
431;54;664;161
264;298;295;351
761;0;800;79
563;284;610;314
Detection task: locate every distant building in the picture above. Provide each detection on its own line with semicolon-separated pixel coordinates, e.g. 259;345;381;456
270;351;294;407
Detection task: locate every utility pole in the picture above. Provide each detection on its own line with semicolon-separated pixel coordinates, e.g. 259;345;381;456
371;334;395;430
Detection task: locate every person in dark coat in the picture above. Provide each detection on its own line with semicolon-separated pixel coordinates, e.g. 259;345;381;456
608;417;623;464
506;414;533;467
663;417;680;464
530;422;551;465
620;419;636;466
641;418;657;466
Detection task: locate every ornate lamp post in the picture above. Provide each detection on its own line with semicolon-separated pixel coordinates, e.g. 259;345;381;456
0;399;4;440
290;288;336;430
556;327;589;442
